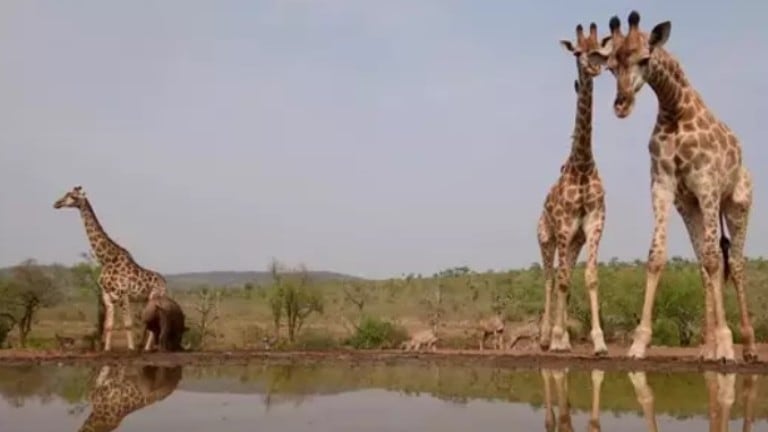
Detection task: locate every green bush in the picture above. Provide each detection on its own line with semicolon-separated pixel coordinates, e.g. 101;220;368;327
652;317;680;346
346;316;408;349
291;330;339;351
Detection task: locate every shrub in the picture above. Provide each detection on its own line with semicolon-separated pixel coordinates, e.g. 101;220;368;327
652;317;680;347
291;330;339;351
347;316;408;349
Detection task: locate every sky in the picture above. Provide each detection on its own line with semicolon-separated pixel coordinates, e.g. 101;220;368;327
1;1;768;279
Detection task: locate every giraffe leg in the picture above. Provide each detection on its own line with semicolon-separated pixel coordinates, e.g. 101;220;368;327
541;369;555;432
583;209;608;356
628;371;658;432
628;179;675;359
722;167;757;362
551;222;580;352
698;194;735;362
538;214;556;350
552;369;571;431
120;298;136;351
102;292;116;352
589;369;604;432
742;374;758;432
674;200;715;360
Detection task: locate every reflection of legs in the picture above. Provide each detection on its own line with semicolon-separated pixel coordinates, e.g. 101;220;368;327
588;370;604;432
583;209;607;356
552;369;572;432
742;374;758;432
629;180;674;359
541;369;555;432
538;215;556;350
95;365;111;386
723;168;757;361
674;201;713;360
628;371;658;432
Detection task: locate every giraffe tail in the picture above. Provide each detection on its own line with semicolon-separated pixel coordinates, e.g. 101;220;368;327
719;210;731;281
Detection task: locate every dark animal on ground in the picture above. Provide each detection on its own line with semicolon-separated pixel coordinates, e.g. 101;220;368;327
139;295;187;352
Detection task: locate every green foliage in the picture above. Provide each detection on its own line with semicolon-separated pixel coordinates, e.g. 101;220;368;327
0;259;65;347
267;259;324;342
346;316;408;349
291;330;339;351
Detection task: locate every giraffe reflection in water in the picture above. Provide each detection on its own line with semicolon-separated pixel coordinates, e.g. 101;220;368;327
78;364;182;432
541;368;603;432
629;370;759;432
541;369;758;432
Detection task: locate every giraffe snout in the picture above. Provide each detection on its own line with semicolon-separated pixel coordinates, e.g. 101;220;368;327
613;94;633;118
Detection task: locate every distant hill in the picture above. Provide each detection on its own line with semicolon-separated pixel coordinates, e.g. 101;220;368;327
0;264;365;291
165;270;364;290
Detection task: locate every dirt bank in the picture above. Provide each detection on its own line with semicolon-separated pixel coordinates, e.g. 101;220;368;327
2;343;768;373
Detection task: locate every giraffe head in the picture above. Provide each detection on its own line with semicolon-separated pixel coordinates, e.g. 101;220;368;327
559;22;611;88
53;185;88;209
587;11;671;118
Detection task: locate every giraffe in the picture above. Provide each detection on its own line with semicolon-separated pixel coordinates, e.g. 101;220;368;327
587;11;757;362
537;22;612;355
78;364;182;432
541;368;603;432
54;185;168;351
627;370;758;432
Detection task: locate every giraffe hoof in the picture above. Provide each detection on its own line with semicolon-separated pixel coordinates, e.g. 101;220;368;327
593;349;608;358
743;351;759;363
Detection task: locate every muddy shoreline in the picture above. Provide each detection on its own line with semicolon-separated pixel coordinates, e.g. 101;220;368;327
2;344;768;373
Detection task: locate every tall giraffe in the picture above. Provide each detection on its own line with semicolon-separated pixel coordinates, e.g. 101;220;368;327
54;185;168;351
78;364;182;432
537;23;611;355
588;11;757;362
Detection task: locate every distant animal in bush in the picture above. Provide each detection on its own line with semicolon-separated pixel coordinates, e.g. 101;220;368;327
477;314;505;350
402;328;438;351
139;295;187;352
55;333;76;350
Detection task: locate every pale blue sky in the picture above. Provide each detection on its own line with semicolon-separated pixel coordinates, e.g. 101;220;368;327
1;1;767;279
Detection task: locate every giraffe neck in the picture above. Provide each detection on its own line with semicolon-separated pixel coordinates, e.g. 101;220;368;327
568;75;595;168
645;48;701;121
78;199;128;265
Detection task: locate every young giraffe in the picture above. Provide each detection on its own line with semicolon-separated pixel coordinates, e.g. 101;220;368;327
78;364;182;432
537;23;611;355
54;186;168;351
588;11;757;362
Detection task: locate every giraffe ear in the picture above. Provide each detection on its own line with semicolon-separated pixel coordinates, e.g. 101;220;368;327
560;40;575;53
648;21;671;51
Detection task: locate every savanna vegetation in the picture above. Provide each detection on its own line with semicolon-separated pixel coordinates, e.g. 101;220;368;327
1;253;768;351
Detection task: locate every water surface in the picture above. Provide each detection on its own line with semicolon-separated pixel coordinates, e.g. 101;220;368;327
0;361;765;431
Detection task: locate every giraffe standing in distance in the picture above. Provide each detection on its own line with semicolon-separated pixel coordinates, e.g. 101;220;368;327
54;186;168;351
537;23;611;355
588;11;757;362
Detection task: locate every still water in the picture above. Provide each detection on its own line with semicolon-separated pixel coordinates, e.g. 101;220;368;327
0;361;765;432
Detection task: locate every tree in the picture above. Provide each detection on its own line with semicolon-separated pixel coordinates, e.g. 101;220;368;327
266;259;324;342
3;259;64;347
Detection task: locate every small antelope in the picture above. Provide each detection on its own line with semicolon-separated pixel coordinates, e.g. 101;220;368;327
402;328;438;352
478;314;505;351
55;333;76;351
